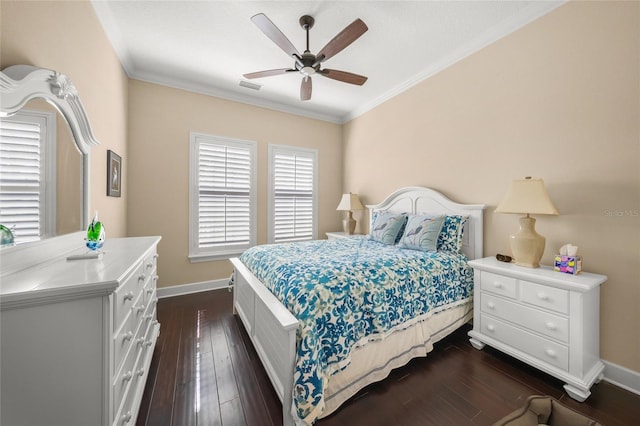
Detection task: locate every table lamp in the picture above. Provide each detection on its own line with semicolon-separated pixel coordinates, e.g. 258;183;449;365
336;193;364;234
495;177;559;268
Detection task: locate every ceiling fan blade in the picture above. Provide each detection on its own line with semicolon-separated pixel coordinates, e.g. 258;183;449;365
251;13;301;59
300;76;312;101
316;18;368;64
319;69;368;85
243;68;295;79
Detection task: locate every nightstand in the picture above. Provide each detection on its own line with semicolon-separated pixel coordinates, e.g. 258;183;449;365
326;232;363;240
467;257;607;402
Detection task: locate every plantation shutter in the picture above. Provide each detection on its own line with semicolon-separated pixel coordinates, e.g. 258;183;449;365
0;115;48;243
189;133;256;261
272;148;316;243
197;140;252;249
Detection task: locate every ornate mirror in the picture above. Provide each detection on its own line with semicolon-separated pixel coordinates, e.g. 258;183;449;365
0;65;99;246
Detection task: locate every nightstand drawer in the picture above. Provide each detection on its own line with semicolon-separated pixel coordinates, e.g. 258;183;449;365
521;280;569;314
481;293;568;343
479;314;569;371
480;271;517;299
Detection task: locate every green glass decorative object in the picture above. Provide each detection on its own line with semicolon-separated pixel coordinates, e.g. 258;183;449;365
85;211;105;251
0;224;15;247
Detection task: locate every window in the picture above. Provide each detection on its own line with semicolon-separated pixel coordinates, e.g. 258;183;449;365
189;133;256;261
0;110;56;244
268;145;317;243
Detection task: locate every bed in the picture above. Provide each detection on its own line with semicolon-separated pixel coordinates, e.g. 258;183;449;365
230;186;485;425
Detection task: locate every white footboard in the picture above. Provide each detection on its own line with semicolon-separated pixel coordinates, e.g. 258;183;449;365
229;258;299;426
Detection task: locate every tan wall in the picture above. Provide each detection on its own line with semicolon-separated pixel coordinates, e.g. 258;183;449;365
343;1;639;371
127;80;343;288
1;0;128;238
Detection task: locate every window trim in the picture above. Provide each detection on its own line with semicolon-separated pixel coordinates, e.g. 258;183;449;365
0;109;56;243
188;132;257;262
267;144;318;244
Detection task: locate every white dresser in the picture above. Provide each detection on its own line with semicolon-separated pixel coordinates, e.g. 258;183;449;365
467;257;606;402
0;234;161;426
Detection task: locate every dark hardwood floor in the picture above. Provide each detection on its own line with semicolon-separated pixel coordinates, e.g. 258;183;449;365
137;290;638;426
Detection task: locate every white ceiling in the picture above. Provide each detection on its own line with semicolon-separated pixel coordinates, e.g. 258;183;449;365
91;0;564;124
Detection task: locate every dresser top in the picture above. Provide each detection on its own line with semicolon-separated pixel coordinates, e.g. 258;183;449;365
468;256;607;292
0;236;160;308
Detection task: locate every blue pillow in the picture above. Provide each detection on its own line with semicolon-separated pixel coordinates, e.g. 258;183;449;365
371;210;408;244
437;215;469;253
369;212;406;245
398;215;444;252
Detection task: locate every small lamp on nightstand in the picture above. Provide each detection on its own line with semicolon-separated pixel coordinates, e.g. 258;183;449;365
495;177;559;268
336;193;364;235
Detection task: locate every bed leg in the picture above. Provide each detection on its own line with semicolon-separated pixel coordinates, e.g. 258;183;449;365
282;386;296;426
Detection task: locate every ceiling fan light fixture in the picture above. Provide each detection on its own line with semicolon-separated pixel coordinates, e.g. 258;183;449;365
301;66;316;76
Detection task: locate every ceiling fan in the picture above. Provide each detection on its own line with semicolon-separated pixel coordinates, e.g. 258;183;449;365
243;13;368;101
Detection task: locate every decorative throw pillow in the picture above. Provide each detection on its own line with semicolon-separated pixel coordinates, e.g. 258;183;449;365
369;212;407;245
437;215;469;253
371;210;408;244
398;215;445;252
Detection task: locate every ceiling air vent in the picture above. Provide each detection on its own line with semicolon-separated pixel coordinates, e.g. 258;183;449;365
239;80;261;91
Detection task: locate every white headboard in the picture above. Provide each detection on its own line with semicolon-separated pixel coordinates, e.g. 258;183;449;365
366;186;486;260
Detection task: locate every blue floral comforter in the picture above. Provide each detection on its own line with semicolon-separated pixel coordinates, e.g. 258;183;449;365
239;237;473;425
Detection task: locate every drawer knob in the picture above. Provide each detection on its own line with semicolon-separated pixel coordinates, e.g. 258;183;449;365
123;331;134;341
135;304;146;313
138;274;147;283
545;349;557;358
538;292;549;301
136;367;145;377
146;262;154;269
486;324;496;332
136;337;145;346
493;281;503;289
146;288;153;295
153;254;159;260
144;340;154;347
122;370;133;382
486;301;495;309
144;314;153;321
545;322;557;330
124;291;135;301
121;411;132;424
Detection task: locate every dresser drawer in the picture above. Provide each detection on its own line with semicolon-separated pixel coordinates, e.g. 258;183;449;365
142;252;158;276
114;262;145;329
520;280;569;314
481;293;568;343
142;275;158;305
114;311;136;372
480;271;517;299
113;334;142;415
114;351;144;426
480;314;569;371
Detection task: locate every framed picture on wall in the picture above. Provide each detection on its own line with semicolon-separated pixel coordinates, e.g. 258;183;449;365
107;150;122;197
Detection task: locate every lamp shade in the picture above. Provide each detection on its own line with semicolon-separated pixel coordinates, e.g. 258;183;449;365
336;193;364;211
495;178;559;215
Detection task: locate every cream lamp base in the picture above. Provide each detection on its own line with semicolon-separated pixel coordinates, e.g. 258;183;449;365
509;215;545;268
342;211;356;234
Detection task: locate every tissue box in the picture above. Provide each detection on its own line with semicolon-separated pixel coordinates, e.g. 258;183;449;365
554;255;582;275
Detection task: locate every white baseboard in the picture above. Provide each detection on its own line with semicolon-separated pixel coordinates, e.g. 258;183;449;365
157;278;229;299
603;360;640;396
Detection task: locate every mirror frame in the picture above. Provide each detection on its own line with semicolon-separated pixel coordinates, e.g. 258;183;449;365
0;65;99;230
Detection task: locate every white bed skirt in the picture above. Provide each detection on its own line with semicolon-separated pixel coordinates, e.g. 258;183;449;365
320;302;473;418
